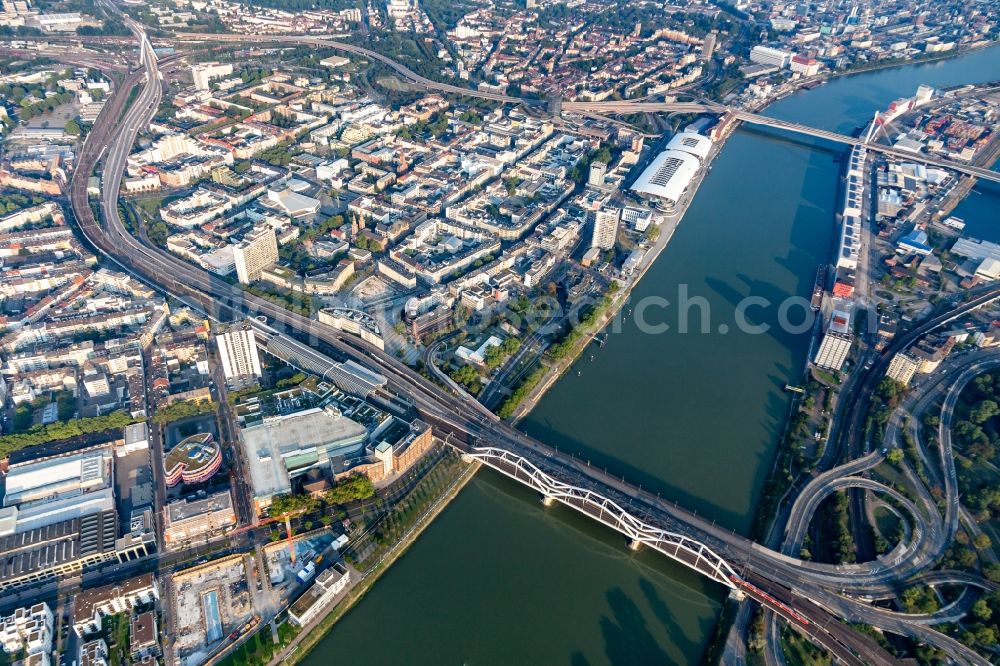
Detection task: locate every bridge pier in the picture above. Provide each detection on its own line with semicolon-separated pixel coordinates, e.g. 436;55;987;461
460;454;476;464
728;588;746;602
628;539;642;552
541;495;556;507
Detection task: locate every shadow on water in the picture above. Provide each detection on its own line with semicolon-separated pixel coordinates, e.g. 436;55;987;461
600;587;672;665
640;577;707;661
522;418;749;531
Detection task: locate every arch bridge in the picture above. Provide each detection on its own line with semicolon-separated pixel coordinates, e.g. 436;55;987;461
460;445;740;588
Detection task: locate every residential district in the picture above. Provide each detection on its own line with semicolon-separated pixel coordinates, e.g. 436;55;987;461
0;0;999;664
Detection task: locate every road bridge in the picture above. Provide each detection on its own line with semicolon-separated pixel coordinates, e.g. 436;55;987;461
731;111;1000;184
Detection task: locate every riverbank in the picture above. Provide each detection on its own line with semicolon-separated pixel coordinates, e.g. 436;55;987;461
267;455;481;666
506;132;734;421
764;40;1000;110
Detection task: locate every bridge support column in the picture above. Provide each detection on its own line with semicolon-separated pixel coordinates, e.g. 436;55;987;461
541;495;556;507
728;588;746;602
628;539;642;552
460;454;475;464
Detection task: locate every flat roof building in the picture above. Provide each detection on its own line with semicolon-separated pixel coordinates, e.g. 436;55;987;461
0;603;52;658
240;406;368;512
72;573;159;637
163;490;236;549
887;352;919;387
120;422;150;457
216;321;263;383
0;510;153;595
4;445;112;507
951;237;1000;263
7;487;115;535
80;639;109;666
591;207;619;250
129;611;160;660
318;308;385;350
288;563;350;627
234;226;278;285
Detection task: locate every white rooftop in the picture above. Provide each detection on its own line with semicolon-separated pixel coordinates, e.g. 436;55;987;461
665;131;713;162
4;447;112;507
240;407;367;502
13;487;114;533
630;149;700;203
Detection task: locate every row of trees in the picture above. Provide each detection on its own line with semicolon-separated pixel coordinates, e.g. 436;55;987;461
0;193;45;214
152;399;218;425
497;364;547;419
0;410;136;458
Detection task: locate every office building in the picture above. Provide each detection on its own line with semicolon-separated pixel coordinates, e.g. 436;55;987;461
588;161;608;188
750;45;793;68
163;490;236;548
234;226;278;285
318;308;385;350
191;63;234;91
591;207;620;250
163;433;223;488
216;322;262;382
886;352;919;387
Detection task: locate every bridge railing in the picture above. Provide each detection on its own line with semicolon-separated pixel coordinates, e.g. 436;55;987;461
463;445;739;587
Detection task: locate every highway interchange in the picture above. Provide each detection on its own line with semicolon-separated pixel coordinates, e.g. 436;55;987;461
56;15;1000;664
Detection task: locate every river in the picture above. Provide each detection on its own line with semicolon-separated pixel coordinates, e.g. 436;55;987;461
302;45;1000;665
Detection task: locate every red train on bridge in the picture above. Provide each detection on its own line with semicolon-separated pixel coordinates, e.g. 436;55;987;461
729;576;811;627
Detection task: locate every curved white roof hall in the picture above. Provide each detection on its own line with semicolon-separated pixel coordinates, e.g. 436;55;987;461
630;149;700;203
666;131;713;162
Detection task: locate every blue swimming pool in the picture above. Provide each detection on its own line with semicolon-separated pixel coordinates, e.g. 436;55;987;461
202;590;223;643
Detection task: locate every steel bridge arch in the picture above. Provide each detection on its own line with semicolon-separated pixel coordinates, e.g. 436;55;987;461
463;446;739;588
